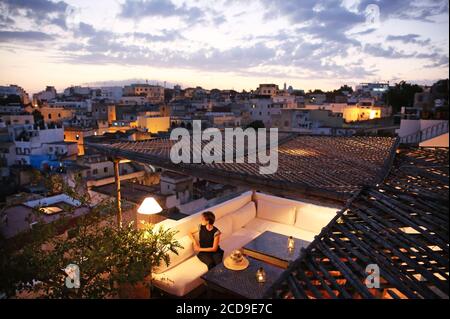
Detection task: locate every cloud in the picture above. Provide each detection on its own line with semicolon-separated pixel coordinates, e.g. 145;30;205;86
357;0;448;22
363;43;416;58
386;34;431;45
0;0;70;29
118;0;204;25
0;30;54;42
261;0;364;45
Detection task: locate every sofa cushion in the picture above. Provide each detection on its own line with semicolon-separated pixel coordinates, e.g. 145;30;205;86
245;218;316;243
256;199;296;225
152;255;208;297
209;192;253;220
295;204;337;233
220;228;261;257
214;214;233;240
230;201;257;231
153;235;194;274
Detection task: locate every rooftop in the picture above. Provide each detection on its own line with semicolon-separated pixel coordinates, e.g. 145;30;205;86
88;135;397;203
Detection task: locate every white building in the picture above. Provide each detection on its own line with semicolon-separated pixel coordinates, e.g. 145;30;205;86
63;86;92;97
0;85;30;105
247;98;281;126
8;123;65;165
48;100;92;112
33;86;57;105
98;86;123;102
204;112;241;128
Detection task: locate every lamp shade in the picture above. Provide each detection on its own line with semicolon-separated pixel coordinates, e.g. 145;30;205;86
137;197;163;215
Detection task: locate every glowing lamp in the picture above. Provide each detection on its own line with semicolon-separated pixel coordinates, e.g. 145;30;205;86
137;197;162;215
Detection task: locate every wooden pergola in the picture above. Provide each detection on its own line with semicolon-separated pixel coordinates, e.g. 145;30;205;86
265;147;449;299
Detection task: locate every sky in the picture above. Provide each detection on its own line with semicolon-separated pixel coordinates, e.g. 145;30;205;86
0;0;448;94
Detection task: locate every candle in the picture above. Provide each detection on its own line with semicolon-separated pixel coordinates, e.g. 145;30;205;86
256;267;266;283
287;236;295;250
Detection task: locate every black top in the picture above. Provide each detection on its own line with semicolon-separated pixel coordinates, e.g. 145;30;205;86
198;224;221;248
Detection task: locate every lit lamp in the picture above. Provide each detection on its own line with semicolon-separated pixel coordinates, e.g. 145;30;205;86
287;236;295;251
256;267;266;283
137;197;163;226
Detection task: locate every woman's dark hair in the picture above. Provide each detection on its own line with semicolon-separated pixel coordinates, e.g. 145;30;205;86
202;211;216;225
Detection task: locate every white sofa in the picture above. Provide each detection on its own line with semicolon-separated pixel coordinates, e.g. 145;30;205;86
152;191;340;297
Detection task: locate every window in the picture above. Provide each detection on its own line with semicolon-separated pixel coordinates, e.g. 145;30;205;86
49;147;53;152
25;120;30;124
93;169;98;175
48;114;52;119
58;113;61;118
103;167;108;173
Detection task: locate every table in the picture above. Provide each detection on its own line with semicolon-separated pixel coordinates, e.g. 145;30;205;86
243;231;310;269
201;257;284;299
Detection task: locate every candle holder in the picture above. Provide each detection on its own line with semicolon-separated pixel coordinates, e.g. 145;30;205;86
287;236;295;251
256;267;266;283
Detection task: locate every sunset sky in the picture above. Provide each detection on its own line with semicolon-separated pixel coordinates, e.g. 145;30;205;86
0;0;448;94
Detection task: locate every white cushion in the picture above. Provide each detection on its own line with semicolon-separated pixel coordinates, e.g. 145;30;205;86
220;228;261;257
153;235;194;274
256;199;296;225
209;192;253;220
295;204;337;233
214;215;233;239
230;201;257;231
152;255;208;296
245;218;316;243
154;191;252;239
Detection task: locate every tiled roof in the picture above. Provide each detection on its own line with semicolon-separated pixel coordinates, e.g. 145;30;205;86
88;135;398;201
266;147;449;299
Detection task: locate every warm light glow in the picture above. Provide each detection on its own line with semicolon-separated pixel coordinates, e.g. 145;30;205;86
369;110;378;120
287;236;295;250
137;197;163;215
256;267;266;283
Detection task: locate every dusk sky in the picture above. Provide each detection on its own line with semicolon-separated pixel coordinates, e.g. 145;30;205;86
0;0;448;94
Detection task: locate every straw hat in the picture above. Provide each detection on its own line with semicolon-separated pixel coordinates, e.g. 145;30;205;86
224;250;249;271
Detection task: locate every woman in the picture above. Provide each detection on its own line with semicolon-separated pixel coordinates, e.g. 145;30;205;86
189;211;224;270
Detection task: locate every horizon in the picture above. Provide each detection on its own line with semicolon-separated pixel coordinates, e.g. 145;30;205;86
0;0;449;94
2;77;449;97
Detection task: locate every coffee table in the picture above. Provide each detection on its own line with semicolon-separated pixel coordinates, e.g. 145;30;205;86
201;257;283;299
243;231;311;269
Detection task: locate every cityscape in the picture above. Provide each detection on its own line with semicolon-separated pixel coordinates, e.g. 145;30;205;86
0;0;448;308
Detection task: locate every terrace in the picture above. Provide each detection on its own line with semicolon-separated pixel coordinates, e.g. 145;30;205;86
88;135;448;299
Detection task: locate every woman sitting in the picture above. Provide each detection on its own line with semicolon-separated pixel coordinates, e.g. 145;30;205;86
189;211;224;270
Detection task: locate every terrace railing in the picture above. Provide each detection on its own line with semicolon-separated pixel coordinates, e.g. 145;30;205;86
400;121;449;145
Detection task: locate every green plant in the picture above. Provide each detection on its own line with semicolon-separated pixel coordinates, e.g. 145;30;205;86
0;176;182;299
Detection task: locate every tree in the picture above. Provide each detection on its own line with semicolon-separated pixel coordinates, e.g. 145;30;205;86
0;178;181;299
335;85;353;94
384;81;423;113
32;109;44;128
